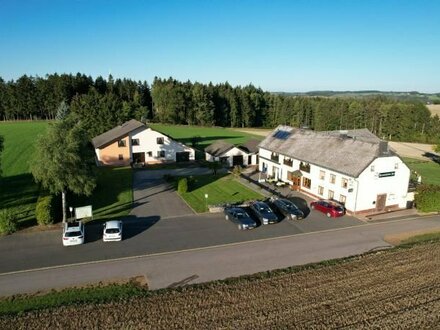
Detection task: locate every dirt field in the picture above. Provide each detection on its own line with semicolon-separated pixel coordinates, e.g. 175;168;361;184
427;104;440;117
2;243;439;329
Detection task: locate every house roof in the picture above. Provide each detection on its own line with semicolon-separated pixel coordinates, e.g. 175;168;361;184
239;139;260;154
92;119;145;149
205;140;235;157
259;125;394;177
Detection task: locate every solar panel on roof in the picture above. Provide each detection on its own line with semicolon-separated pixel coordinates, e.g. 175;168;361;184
273;130;291;139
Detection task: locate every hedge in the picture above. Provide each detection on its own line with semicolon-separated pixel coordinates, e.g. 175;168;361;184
0;208;18;235
414;184;440;212
35;194;57;225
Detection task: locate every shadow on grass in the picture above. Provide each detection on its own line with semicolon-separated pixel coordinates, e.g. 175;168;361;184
177;135;243;150
84;215;160;243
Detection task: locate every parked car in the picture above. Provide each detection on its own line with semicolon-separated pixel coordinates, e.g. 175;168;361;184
310;199;345;218
271;198;304;220
62;221;85;246
224;207;257;230
103;220;123;242
249;201;278;225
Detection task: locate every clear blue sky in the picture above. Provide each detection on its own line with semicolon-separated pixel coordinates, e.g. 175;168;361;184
1;0;439;92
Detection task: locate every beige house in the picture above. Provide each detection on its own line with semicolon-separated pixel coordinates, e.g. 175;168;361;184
92;119;195;166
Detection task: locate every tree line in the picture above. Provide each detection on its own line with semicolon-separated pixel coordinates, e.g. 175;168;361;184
1;74;439;143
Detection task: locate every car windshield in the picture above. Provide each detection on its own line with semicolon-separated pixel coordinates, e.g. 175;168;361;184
105;228;120;234
285;202;297;210
335;206;344;211
65;231;82;237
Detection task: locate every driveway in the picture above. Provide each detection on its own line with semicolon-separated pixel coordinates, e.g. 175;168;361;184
131;167;222;219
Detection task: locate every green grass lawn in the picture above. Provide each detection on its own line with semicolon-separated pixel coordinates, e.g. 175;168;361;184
71;167;133;221
0;121;49;226
178;174;264;212
402;157;440;185
150;124;263;150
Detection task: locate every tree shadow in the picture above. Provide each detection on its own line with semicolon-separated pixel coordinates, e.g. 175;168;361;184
177;135;243;150
423;152;440;164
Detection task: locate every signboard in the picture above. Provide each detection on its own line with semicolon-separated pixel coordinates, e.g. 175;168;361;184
74;205;93;220
378;171;395;178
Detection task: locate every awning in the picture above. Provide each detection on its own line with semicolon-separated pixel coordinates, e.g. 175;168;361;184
291;170;303;177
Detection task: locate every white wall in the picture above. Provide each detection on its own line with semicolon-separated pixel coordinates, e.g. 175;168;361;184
205;147;251;167
129;127;195;162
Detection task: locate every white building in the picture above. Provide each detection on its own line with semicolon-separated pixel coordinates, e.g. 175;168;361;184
258;126;411;215
205;140;259;167
92;119;195;166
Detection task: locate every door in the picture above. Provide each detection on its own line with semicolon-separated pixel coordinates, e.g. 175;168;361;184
291;176;301;191
248;155;252;165
132;152;145;164
233;155;243;166
176;152;190;162
376;194;387;211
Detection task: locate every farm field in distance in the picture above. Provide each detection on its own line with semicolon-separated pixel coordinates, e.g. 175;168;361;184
427;104;440;117
2;242;439;328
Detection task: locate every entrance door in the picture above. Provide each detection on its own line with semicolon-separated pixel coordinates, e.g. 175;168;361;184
291;176;301;191
232;155;243;166
248;155;252;165
376;194;387;211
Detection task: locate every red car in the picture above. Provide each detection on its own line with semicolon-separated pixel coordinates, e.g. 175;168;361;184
310;199;345;218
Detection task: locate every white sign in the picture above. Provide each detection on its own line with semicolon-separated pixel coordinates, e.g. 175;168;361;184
74;205;93;220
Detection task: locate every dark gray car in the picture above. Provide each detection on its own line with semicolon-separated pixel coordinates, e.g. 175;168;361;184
272;198;304;220
224;207;257;230
249;201;278;225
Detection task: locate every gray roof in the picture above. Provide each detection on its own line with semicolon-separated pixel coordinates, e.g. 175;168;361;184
239;139;260;154
259;125;394;177
92;119;145;148
205;140;235;157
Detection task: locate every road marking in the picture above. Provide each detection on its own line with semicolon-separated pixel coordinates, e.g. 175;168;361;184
1;214;438;277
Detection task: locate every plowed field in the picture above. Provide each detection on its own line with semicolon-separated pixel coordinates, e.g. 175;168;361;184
2;243;439;329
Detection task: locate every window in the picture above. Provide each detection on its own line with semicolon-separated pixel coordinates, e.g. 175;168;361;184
157;150;165;158
299;162;310;173
271;152;279;162
302;177;311;189
328;190;334;200
283;157;293;167
118;139;126;147
131;139;140;146
318;186;324;195
147;151;153;157
319;170;325;180
330;174;336;184
370;165;375;172
156;137;164;144
118;154;123;160
339;194;346;204
341;178;348;189
394;163;399;170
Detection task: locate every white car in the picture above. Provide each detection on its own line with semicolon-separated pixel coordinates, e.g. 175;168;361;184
103;220;123;242
62;221;85;246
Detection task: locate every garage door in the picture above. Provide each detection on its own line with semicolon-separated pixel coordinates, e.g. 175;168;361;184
232;155;243;166
176;152;190;162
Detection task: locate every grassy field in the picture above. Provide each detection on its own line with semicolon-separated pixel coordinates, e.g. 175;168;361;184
427;104;440;117
1;242;439;328
402;157;440;185
178;174;264;212
0;121;49;226
150;124;263;150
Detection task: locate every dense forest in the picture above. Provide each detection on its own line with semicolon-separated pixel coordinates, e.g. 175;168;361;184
0;74;439;143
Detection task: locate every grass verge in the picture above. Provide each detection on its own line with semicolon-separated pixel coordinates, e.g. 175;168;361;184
177;174;264;212
402;157;440;185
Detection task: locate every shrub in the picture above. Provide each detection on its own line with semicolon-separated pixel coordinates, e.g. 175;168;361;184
35;194;56;225
414;184;440;212
178;178;188;194
0;208;18;235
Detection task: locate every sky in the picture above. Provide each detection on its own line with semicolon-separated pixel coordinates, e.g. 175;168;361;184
0;0;439;92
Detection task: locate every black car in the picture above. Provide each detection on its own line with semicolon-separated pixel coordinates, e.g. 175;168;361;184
224;207;257;230
249;201;278;225
272;198;304;220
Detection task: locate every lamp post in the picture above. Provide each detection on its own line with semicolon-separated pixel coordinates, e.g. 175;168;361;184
204;193;208;212
69;207;73;221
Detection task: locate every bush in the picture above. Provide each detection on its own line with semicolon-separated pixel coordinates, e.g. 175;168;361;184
414;184;440;212
0;208;18;235
178;178;188;194
35;194;56;225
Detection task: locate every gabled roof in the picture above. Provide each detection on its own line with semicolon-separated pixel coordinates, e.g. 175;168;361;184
238;139;260;154
205;140;235;157
92;119;145;148
259;125;394;177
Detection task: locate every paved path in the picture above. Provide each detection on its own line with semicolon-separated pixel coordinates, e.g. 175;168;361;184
1;216;439;296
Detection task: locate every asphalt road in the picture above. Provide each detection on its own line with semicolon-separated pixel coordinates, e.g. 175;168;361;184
1;216;439;296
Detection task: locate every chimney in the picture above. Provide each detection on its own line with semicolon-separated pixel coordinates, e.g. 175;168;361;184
379;141;389;155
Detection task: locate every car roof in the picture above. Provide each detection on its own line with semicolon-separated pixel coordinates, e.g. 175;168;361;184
105;220;122;228
64;221;83;231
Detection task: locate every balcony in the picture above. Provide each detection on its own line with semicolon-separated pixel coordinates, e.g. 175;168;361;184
270;153;279;162
299;162;310;173
283;158;293;167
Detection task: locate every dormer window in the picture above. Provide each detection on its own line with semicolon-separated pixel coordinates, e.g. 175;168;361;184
118;140;126;147
157;137;164;144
